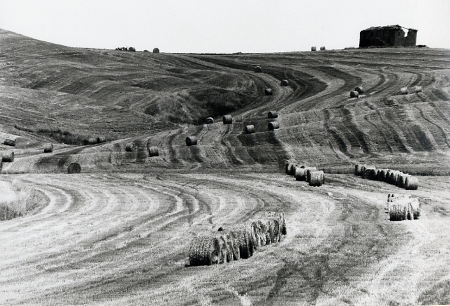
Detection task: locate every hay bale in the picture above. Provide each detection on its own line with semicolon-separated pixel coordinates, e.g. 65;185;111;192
185;136;198;146
320;46;326;51
400;87;409;95
308;170;324;186
350;90;359;98
268;111;278;119
354;164;365;176
125;143;135;152
223;115;233;124
414;86;423;93
4;139;16;146
295;166;316;181
1;152;14;162
97;136;106;143
389;202;408;221
147;145;159;157
355;86;364;94
265;88;273;95
409;198;421;219
405;176;418;190
153;48;159;53
362;166;377;179
244;125;255;134
43;143;53;153
377;169;389;181
88;138;97;145
285;162;297;175
311;46;316;51
254;66;262;73
268;121;279;130
397;173;409;188
280;79;289;86
227;224;256;259
188;236;220;266
395;172;405;187
67;162;81;174
206;117;214;124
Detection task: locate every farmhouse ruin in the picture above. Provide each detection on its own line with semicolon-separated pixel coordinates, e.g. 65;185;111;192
359;25;417;48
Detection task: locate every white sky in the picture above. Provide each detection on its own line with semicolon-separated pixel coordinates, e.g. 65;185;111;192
0;0;449;53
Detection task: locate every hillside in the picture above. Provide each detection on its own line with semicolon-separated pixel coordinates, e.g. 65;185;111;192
1;29;449;174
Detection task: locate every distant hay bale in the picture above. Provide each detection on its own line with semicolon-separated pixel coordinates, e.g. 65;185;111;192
128;47;136;52
268;111;278;119
206;117;214;124
320;46;326;51
125;143;135;152
153;48;160;53
362;166;377;179
280;79;289;86
1;152;14;162
188;236;220;266
308;170;325;186
355;86;364;94
244;125;255;134
147;145;159;157
97;136;106;143
88;138;97;145
223;115;233;124
265;88;273;95
405;176;419;190
3;139;15;146
67;162;81;174
185;136;198;146
400;87;409;95
285;162;296;175
350;90;359;98
295;166;316;181
354;164;365;176
43;143;53;153
414;86;423;93
254;66;262;73
311;46;316;51
268;121;279;130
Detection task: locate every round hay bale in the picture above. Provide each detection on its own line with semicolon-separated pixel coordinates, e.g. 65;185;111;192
354;164;365;176
355;86;364;94
3;139;16;146
125;143;135;152
254;66;262;73
409;198;421;219
97;136;106;143
414;86;423;93
185;136;198;146
43;143;53;153
405;176;419;190
147;145;159;157
311;46;316;51
394;172;405;187
397;174;409;188
227;224;256;259
153;48;160;53
320;46;326;51
268;111;278;119
2;152;14;162
268;121;279;130
223;115;233;124
265;88;273;95
378;169;389;181
350;90;359;98
295;166;316;181
387;170;402;185
280;79;289;86
389;203;407;221
67;162;81;174
285;162;296;175
244;125;255;134
188;236;220;266
308;170;324;186
400;87;409;95
206;117;214;124
88;138;97;145
362;166;376;179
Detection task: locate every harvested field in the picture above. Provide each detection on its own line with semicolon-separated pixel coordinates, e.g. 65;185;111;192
0;29;450;305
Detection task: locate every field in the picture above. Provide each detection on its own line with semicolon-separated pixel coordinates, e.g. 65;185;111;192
1;29;450;305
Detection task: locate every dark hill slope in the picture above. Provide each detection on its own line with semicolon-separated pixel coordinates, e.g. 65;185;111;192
1;29;450;173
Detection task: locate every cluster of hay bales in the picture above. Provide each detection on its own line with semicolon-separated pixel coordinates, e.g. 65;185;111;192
350;86;364;98
1;152;14;163
188;211;286;266
115;47;136;52
3;139;15;146
355;164;419;190
400;86;422;95
386;193;421;221
286;162;325;186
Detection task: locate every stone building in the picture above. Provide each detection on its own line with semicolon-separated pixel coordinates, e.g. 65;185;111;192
359;25;417;48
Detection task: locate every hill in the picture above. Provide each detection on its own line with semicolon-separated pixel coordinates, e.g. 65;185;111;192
1;28;450;174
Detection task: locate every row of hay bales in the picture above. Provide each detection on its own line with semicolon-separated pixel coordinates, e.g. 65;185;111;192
355;164;418;190
386;193;420;221
285;162;325;186
188;211;286;266
311;46;326;51
125;141;159;157
400;86;422;95
85;137;106;145
253;66;288;88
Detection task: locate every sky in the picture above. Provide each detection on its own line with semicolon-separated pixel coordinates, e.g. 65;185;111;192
0;0;449;53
